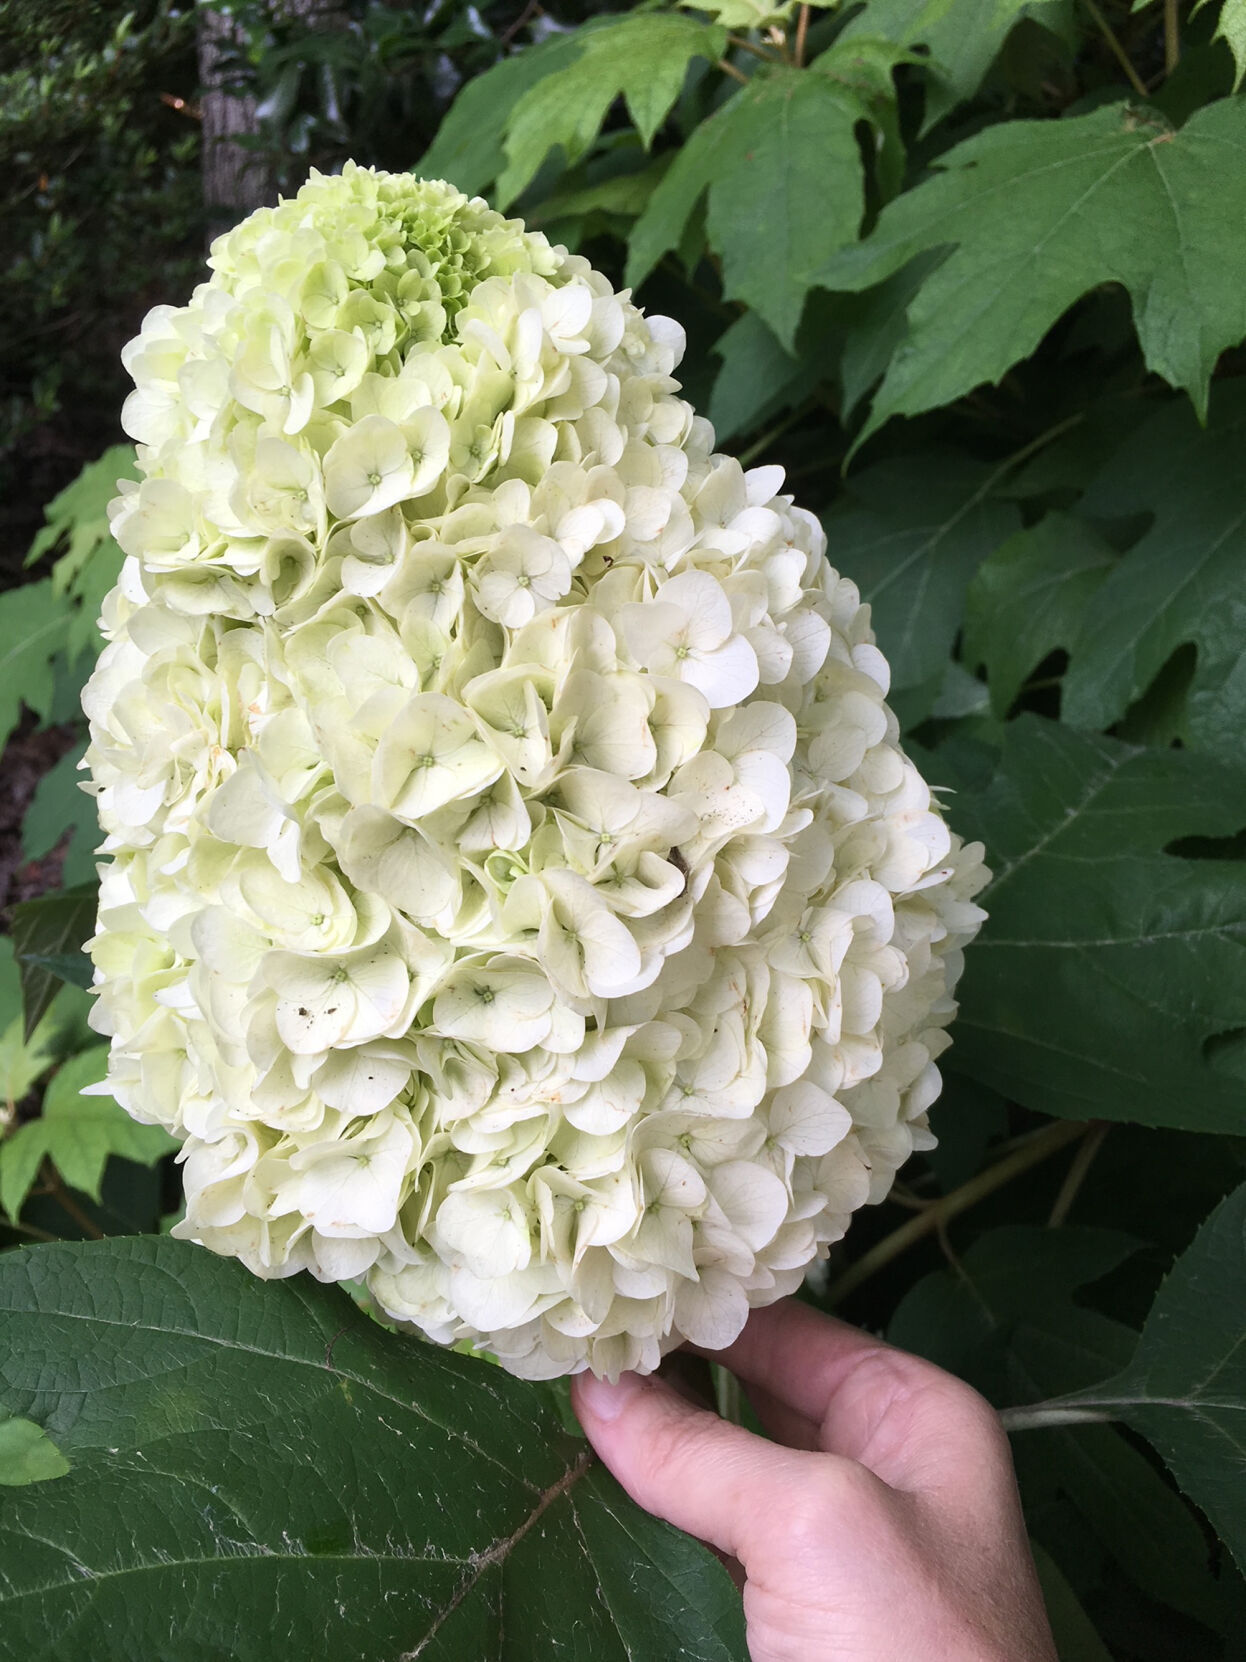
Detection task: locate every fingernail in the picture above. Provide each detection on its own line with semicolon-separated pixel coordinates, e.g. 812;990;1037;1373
576;1369;642;1423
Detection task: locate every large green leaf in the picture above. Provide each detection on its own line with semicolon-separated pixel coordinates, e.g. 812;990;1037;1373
842;0;1034;126
0;1236;747;1662
963;511;1116;717
893;1227;1233;1631
0;1046;176;1222
950;717;1246;1130
627;62;876;348
826;450;1020;698
1035;1183;1246;1574
815;98;1246;443
1063;384;1246;752
496;13;726;205
419;34;586;198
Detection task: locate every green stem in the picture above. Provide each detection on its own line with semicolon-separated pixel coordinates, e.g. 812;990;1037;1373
828;1119;1089;1304
726;33;780;63
1163;0;1180;75
1048;1121;1109;1227
718;57;749;85
1082;0;1151;99
44;1163;105;1240
739;403;811;466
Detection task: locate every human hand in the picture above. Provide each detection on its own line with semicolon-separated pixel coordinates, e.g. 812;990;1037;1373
571;1298;1057;1662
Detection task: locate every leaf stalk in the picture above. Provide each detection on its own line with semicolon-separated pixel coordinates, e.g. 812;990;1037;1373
999;1403;1117;1432
1082;0;1151;99
828;1118;1089;1303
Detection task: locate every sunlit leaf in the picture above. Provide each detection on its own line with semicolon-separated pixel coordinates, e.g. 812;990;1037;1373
817;98;1246;444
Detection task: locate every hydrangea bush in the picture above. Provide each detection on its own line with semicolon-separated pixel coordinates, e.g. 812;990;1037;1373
83;165;987;1378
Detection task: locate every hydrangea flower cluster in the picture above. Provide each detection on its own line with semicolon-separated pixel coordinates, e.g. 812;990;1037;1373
84;165;988;1379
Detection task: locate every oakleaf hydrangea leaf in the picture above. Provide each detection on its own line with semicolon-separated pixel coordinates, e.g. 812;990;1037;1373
0;1235;746;1660
628;65;877;348
842;0;1039;127
1053;1181;1246;1574
816;98;1246;443
708;313;821;445
951;717;1246;1131
963;512;1116;718
826;450;1020;700
497;12;727;205
1063;382;1246;751
0;580;70;754
419;34;586;197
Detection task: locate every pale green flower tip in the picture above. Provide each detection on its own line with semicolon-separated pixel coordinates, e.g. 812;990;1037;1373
206;165;555;336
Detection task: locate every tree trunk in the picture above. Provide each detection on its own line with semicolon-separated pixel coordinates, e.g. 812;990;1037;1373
197;6;276;237
197;1;348;240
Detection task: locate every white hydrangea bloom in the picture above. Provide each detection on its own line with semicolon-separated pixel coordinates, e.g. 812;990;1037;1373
84;165;988;1379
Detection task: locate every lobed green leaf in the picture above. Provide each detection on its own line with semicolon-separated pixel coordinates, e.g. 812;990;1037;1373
816;98;1246;444
950;717;1246;1131
627;63;876;348
0;1236;748;1661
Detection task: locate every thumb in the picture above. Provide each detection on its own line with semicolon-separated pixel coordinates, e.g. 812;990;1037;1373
572;1368;844;1566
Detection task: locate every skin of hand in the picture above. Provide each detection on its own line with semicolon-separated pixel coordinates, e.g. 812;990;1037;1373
571;1298;1058;1662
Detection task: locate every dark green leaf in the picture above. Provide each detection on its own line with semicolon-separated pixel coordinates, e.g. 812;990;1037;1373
0;938;19;1036
0;1412;70;1488
496;14;726;205
842;0;1035;127
889;1224;1140;1380
10;885;99;1041
963;512;1116;716
526;155;672;232
951;717;1246;1129
893;1227;1231;1627
1063;383;1246;751
1054;1182;1246;1575
826;451;1020;699
0;1236;747;1661
1031;1544;1115;1662
627;65;874;348
836;250;947;419
816;99;1246;443
708;312;820;444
